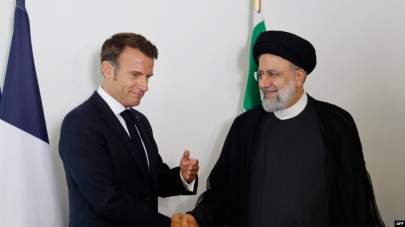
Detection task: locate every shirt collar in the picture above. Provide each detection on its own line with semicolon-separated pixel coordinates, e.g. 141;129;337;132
274;92;308;120
97;86;128;116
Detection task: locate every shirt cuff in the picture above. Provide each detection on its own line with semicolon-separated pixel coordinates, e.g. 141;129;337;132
180;170;195;192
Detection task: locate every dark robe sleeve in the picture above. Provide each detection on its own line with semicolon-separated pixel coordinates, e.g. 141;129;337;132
189;120;241;227
335;110;385;227
317;100;385;227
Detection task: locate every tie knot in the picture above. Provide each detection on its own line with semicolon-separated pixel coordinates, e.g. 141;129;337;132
120;109;135;122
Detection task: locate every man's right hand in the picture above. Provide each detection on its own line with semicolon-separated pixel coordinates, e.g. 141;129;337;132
171;213;199;227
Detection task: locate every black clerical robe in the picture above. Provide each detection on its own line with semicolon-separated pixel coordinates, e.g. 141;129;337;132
248;100;328;227
190;96;385;227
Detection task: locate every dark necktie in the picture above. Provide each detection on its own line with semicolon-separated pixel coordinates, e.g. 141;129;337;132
120;109;149;169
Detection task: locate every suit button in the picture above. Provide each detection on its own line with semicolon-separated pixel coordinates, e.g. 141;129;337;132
146;196;151;201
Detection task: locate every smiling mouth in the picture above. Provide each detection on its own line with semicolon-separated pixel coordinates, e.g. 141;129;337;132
265;90;277;94
130;92;143;98
263;90;277;98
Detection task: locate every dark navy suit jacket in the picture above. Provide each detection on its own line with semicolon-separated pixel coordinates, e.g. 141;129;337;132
59;92;197;227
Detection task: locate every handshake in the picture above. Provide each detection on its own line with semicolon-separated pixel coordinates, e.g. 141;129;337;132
171;213;199;227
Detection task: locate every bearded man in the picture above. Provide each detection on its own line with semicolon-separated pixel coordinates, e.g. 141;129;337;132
171;30;385;227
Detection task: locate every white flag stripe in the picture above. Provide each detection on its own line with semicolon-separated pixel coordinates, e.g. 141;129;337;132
0;120;62;227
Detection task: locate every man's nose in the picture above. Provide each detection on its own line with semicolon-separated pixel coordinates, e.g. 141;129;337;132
259;75;273;88
138;77;148;92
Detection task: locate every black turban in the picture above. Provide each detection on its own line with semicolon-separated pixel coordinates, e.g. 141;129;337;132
253;30;317;74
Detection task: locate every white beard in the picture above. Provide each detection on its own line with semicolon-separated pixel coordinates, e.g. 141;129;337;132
261;78;296;112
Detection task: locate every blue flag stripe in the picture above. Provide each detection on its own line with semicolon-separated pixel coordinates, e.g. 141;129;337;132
0;1;49;143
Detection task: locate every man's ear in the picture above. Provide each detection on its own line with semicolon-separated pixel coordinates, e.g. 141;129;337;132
296;69;307;87
101;61;114;79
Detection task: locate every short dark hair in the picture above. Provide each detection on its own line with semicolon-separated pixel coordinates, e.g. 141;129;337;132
100;32;158;65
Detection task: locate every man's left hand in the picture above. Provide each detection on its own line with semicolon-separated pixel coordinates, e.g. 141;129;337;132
180;150;199;183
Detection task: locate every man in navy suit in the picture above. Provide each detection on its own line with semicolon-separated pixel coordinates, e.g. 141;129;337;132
59;33;199;227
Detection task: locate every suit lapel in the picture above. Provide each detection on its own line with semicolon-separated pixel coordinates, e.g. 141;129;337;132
90;92;150;178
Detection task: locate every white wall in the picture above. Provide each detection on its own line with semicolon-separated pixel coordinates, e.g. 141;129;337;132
1;0;404;225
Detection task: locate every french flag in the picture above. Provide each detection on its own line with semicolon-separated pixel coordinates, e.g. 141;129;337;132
0;0;63;226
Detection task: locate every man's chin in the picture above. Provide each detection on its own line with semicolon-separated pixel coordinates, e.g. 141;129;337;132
128;99;141;107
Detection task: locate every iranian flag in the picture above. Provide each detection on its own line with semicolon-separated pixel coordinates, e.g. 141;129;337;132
242;1;266;111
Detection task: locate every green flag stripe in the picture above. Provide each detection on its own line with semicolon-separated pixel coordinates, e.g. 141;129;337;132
243;20;266;111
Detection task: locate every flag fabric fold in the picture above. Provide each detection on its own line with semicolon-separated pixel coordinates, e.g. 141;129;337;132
242;8;266;111
0;0;63;226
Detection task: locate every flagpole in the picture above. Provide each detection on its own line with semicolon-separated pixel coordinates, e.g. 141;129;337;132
254;0;261;13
